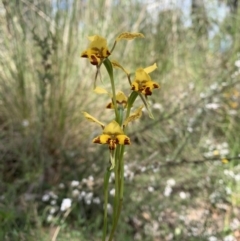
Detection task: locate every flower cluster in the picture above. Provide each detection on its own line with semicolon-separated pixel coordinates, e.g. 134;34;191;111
81;32;160;154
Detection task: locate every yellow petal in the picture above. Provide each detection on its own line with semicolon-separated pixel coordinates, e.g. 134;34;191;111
135;68;151;82
103;120;124;135
131;81;140;91
88;35;97;41
88;35;107;48
111;60;129;75
93;134;111;144
89;35;110;58
222;158;229;164
94;86;109;94
123;106;143;126
144;63;157;74
116;135;131;145
116;32;144;41
116;91;128;105
82;112;105;128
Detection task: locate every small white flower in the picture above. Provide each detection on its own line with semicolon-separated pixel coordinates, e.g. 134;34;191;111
228;110;237;115
218;179;223;184
152;103;162;110
166;179;176;187
208;236;218;241
205;103;220;110
200;92;206;98
222;142;229;148
88;175;94;181
110;188;115;196
189;82;195;90
84;192;93;204
78;191;86;201
225;187;232;195
107;203;113;214
58;183;65;189
42;194;50;202
224;235;236;241
210;83;218;90
72;189;80;197
93;197;101;204
47;215;53;222
164;186;172;197
220;148;229;156
179;191;187;199
50;207;57;214
224;170;234;178
234;174;240;181
235;59;240;68
124;164;129;170
71;180;80;187
60;198;72;212
109;172;115;182
187;127;193;133
22;119;29;127
230;218;240;231
82;178;87;184
50;200;56;205
148;186;154;192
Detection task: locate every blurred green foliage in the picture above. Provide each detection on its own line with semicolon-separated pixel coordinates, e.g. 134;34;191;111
0;0;240;240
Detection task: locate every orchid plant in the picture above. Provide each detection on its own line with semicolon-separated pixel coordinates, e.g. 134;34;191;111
81;32;160;241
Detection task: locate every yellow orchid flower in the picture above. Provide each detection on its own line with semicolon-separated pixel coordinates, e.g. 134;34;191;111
81;35;111;65
93;120;130;150
131;63;160;96
82;112;130;150
106;91;128;109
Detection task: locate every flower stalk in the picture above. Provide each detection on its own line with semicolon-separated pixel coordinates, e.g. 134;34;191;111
81;32;160;241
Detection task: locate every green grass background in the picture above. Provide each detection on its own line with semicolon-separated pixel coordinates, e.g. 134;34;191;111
1;0;240;240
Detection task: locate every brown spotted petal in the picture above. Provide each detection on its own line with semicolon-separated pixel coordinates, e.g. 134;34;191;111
142;81;160;96
93;134;111;144
115;134;131;145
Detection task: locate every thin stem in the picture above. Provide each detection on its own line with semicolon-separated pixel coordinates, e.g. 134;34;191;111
113;147;120;222
119;146;125;198
108;199;123;241
102;167;111;241
108;145;125;241
103;59;119;122
110;40;117;53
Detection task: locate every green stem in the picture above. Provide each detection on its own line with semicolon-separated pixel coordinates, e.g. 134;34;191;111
108;199;123;241
113;147;120;222
110;41;117;53
103;58;119;122
119;146;125;198
108;146;125;241
102;167;111;241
